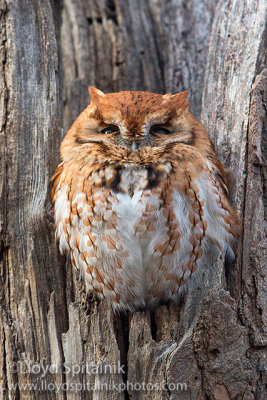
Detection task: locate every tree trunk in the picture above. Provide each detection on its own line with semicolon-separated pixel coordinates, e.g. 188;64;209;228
0;0;266;399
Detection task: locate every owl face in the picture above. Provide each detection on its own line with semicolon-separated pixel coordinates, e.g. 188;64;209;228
61;87;214;168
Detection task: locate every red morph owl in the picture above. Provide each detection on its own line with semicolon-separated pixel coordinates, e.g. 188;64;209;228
51;87;240;312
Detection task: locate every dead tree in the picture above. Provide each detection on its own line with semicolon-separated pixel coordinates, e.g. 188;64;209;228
0;0;266;399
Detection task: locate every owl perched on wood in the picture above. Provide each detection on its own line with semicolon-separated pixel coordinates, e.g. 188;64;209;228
51;87;240;312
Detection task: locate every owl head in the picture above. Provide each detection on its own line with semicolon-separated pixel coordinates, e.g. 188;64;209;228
60;87;218;170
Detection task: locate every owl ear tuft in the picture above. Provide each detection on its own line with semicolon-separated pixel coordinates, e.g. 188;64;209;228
163;93;173;99
171;91;190;112
88;86;105;104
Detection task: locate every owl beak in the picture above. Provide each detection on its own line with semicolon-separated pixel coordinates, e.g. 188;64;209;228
131;140;138;152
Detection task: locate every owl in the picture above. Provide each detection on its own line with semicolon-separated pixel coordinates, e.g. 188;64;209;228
51;87;240;312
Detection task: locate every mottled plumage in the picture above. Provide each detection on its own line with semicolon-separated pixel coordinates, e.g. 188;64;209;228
51;87;240;312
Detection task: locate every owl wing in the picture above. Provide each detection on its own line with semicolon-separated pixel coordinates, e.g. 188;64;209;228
52;163;149;311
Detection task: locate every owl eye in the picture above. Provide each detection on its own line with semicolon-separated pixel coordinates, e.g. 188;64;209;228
101;126;119;134
150;126;171;135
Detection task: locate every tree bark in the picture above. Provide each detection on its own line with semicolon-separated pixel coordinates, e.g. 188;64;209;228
0;0;266;399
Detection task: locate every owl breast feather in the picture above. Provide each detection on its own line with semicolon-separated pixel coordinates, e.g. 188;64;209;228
53;161;239;312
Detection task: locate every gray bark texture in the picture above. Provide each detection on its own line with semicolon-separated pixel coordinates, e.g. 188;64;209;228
0;0;266;399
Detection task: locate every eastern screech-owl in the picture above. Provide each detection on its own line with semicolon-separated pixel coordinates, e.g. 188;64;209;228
52;87;240;312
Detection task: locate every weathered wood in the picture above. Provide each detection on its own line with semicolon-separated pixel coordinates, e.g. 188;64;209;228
0;0;64;398
60;0;216;129
0;0;266;399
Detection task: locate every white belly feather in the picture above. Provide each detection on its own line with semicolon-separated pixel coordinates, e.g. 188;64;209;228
54;166;235;311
